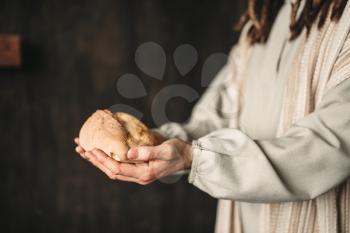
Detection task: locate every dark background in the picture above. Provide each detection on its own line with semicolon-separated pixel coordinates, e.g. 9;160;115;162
0;0;244;232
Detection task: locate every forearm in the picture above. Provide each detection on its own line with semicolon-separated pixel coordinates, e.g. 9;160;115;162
188;80;350;202
189;127;350;202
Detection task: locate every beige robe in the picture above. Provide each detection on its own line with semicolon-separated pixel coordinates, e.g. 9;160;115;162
155;0;350;232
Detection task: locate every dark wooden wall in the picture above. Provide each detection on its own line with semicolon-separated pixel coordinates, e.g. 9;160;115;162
0;0;244;232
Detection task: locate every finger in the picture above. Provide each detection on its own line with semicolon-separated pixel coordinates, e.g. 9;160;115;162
127;144;174;161
92;149;153;180
85;152;146;184
117;162;149;179
89;149;179;183
75;146;86;158
74;137;86;155
85;151;121;178
92;149;151;179
76;145;85;154
74;137;80;145
147;160;179;179
114;174;150;185
90;149;121;175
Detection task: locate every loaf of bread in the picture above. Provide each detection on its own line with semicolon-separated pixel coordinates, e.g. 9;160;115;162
79;110;156;162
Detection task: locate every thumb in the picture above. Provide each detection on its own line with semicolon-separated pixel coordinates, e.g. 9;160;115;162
127;144;169;161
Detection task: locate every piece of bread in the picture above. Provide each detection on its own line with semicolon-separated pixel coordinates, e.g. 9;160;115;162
79;109;156;162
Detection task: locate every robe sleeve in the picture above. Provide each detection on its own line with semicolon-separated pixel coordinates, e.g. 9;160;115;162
188;77;350;202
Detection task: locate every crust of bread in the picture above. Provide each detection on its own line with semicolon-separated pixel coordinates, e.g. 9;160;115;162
79;110;155;162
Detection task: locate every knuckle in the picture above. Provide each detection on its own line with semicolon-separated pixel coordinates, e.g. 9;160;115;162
162;144;173;154
166;144;177;157
140;148;152;160
138;179;152;185
110;168;120;175
108;175;118;180
140;169;155;183
139;176;151;183
148;167;156;178
143;150;151;160
138;181;148;186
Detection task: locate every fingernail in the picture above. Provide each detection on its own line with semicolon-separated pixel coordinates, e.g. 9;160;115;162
75;147;81;153
127;148;137;159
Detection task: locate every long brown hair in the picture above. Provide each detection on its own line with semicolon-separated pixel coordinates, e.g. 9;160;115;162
236;0;348;44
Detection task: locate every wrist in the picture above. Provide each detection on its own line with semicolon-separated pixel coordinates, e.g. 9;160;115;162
183;143;192;169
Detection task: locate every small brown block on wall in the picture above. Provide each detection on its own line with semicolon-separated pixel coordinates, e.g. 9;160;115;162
0;35;21;67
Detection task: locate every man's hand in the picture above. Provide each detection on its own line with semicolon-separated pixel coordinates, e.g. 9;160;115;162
74;137;192;185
